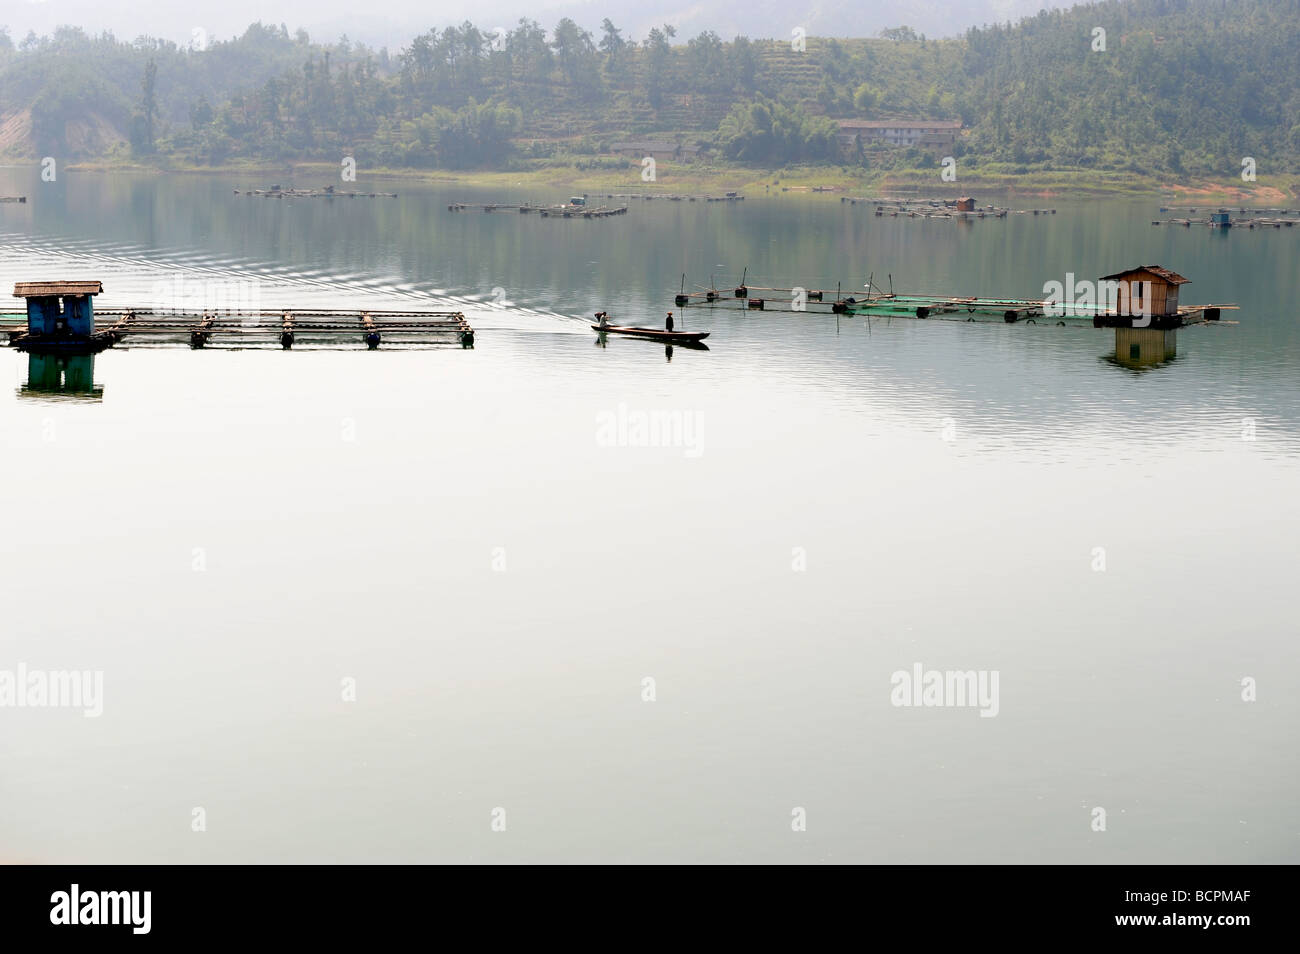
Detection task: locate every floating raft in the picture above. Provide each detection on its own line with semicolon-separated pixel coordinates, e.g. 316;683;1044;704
841;197;1055;217
676;291;1233;328
843;293;1232;328
446;202;628;218
672;269;1236;330
234;188;397;198
878;207;1010;219
1153;216;1296;230
672;269;860;312
1158;206;1300;216
1;196;28;204
2;308;474;352
594;192;743;202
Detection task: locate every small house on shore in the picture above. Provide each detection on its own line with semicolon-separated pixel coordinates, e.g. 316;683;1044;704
836;120;961;155
609;141;703;162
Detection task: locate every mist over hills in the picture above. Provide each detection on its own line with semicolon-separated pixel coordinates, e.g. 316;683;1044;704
3;1;1065;48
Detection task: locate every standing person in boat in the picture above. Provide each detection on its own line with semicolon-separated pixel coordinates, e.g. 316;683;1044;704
665;312;675;333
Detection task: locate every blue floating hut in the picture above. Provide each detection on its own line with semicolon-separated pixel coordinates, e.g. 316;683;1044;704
13;281;103;337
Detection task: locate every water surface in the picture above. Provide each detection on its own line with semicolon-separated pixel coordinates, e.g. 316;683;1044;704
1;167;1296;863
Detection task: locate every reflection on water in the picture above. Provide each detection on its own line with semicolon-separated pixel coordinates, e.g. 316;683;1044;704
1;167;1298;865
1109;327;1179;371
18;352;103;402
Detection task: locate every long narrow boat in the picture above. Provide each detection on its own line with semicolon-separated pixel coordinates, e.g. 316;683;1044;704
592;323;710;344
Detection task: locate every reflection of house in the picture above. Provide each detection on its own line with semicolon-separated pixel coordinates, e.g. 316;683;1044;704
1099;265;1188;318
1114;328;1177;369
837;120;961;152
609;141;703;161
18;353;104;402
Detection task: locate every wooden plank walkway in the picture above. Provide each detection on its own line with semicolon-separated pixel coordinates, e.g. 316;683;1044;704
3;308;474;351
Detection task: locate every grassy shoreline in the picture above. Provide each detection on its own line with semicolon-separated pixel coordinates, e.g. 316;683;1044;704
40;157;1297;202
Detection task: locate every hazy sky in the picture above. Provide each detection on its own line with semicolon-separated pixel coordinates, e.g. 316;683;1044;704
3;1;1065;49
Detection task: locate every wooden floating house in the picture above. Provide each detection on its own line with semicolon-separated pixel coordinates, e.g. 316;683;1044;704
1091;265;1186;326
4;281;475;352
1;196;28;204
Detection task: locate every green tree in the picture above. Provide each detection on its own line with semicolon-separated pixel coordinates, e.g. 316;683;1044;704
728;36;757;92
130;58;158;155
551;18;598;93
598;19;625;74
643;24;676;109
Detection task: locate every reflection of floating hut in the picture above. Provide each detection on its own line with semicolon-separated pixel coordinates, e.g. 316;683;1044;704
1114;328;1178;369
18;353;104;402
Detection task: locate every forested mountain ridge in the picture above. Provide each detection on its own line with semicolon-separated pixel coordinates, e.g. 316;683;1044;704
1;0;1296;182
0;0;1070;53
0;24;382;159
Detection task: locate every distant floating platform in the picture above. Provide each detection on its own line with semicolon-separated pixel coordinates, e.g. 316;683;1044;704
234;188;397;198
840;196;1055;217
0;196;28;204
447;202;629;218
3;308;474;351
594;192;743;202
1153;217;1296;229
847;295;1232;329
673;292;1233;327
1158;206;1300;216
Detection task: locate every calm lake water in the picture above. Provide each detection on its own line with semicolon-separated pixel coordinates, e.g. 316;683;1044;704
1;167;1297;863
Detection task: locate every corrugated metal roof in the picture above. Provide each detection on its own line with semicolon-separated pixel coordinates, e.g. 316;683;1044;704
610;141;701;152
837;120;963;130
13;281;104;297
1099;266;1189;285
